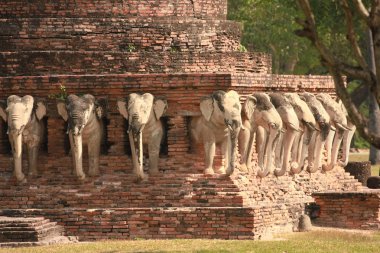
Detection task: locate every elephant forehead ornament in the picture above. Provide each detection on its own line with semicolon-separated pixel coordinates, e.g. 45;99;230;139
117;93;167;181
190;90;242;176
0;95;47;183
57;94;104;180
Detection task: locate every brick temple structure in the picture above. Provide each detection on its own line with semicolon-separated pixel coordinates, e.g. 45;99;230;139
0;0;378;243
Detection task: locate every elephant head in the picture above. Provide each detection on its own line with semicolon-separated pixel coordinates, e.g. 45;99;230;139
117;93;167;180
57;94;104;180
239;92;282;177
338;101;356;167
269;93;300;177
316;93;351;171
0;95;46;183
299;92;331;173
284;92;317;174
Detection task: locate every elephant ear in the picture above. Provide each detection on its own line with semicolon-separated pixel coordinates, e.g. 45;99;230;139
0;100;7;122
153;98;167;120
57;101;68;121
200;96;214;121
243;96;257;120
94;98;106;119
35;101;47;120
117;99;128;120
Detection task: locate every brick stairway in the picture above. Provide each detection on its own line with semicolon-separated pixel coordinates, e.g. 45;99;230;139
0;216;77;247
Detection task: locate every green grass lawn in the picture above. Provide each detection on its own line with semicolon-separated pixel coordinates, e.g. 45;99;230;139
349;152;380;176
2;230;380;253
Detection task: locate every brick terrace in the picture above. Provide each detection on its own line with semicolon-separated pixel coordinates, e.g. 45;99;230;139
0;0;377;240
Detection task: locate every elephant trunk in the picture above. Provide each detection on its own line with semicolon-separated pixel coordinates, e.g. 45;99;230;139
129;129;145;181
72;133;85;180
323;128;344;172
339;123;356;167
10;133;25;182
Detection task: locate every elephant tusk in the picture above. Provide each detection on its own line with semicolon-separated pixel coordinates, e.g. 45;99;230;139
330;125;336;132
336;122;350;131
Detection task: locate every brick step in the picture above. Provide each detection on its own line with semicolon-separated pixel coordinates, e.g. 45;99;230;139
0;217;65;243
0;0;227;19
0;18;240;52
0;51;269;76
0;235;78;248
0;207;256;241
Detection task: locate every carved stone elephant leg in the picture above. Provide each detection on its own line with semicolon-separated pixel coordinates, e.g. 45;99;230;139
307;131;318;173
27;145;39;176
309;131;327;173
275;128;297;176
216;139;228;174
238;120;252;172
148;129;162;174
340;123;356;167
203;139;216;175
129;131;146;180
88;137;101;177
258;124;278;177
69;133;85;180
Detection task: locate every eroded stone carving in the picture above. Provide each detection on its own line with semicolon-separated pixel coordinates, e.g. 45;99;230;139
339;101;356;167
269;93;300;176
0;95;47;183
117;93;167;181
57;94;104;180
284;93;317;174
239;92;282;177
316;94;354;170
299;92;331;172
191;90;242;175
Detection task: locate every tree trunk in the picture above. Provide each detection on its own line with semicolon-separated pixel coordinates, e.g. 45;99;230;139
368;29;380;164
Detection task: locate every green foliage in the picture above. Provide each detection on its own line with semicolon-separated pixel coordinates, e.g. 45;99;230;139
238;43;247;52
48;84;68;101
127;44;136;52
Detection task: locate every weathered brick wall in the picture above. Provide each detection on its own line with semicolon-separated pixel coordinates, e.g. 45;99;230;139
0;18;241;53
0;52;271;76
0;0;227;19
313;192;380;229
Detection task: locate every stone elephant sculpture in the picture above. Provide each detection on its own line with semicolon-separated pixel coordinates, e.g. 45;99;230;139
338;101;356;167
269;93;300;176
117;93;167;181
57;94;104;180
238;92;282;177
0;95;46;183
299;92;331;173
316;93;352;171
284;93;317;174
190;90;242;175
